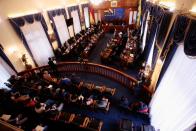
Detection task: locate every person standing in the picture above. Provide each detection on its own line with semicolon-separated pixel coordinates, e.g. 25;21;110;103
48;57;58;76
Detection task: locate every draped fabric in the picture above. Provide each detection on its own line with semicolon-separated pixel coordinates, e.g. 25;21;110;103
133;11;138;24
150;45;196;131
129;11;133;25
184;19;196;56
140;11;147;37
156;44;178;87
144;6;162;65
140;2;154;40
141;11;150;51
0;57;16;89
84;7;90;28
10;13;51;66
140;11;146;37
173;16;190;43
141;0;149;21
48;9;69;47
20;22;54;66
160;15;190;60
94;12;98;24
151;45;159;70
98;11;101;23
0;48;17;73
156;11;173;48
81;4;90;28
157;15;190;87
143;5;166;70
146;28;157;69
71;10;82;34
143;12;158;62
68;5;80;18
94;12;101;24
53;15;70;45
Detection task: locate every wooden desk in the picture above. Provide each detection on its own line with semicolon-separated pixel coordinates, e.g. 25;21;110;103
105;87;116;96
78;81;94;90
87;119;103;131
56;112;75;123
72;115;90;128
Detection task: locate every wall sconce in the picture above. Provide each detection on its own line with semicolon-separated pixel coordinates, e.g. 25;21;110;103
8;46;18;54
190;6;196;14
7;46;22;60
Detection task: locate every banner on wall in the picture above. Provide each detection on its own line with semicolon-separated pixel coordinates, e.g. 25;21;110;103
103;8;125;21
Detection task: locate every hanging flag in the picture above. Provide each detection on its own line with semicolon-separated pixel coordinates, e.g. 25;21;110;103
137;0;142;26
89;5;95;24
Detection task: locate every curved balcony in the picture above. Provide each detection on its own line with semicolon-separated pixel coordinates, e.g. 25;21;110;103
18;62;139;90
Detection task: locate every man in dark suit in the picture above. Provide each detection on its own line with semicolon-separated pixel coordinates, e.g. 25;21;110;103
48;57;58;76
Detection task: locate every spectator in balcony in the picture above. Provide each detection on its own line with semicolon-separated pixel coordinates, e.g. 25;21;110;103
48;57;58;75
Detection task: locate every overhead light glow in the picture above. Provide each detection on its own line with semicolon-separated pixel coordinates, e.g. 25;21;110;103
90;0;103;5
159;1;176;11
190;6;196;13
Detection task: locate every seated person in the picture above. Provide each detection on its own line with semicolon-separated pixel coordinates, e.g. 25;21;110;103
77;94;84;105
93;85;105;93
43;71;72;86
120;96;129;109
35;102;46;114
45;102;64;112
70;94;78;103
55;48;62;57
43;70;58;83
11;93;30;103
105;87;116;96
86;95;94;106
70;74;81;85
95;97;109;109
59;77;72;87
7;114;28;127
129;101;149;114
26;97;39;107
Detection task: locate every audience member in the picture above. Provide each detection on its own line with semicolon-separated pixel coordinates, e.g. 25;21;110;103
43;70;58;84
129;101;149;115
35;102;46;114
120;96;129;109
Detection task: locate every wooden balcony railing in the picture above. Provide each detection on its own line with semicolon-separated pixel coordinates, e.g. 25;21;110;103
18;62;138;90
0;120;24;131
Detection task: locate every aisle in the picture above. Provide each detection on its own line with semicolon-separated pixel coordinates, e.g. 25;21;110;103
89;33;113;63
